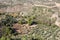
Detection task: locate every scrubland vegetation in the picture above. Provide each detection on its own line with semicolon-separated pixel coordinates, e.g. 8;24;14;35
0;6;60;40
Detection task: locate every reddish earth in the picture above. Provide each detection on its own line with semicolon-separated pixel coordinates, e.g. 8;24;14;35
13;23;37;34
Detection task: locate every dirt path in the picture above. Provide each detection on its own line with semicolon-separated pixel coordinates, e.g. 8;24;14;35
34;4;56;8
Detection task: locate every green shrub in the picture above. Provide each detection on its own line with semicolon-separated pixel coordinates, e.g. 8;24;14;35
0;36;11;40
21;36;27;40
18;19;27;24
1;27;12;37
1;15;17;27
27;17;33;25
0;36;6;40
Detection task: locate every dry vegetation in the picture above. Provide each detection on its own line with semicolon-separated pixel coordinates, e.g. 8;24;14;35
0;0;60;40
